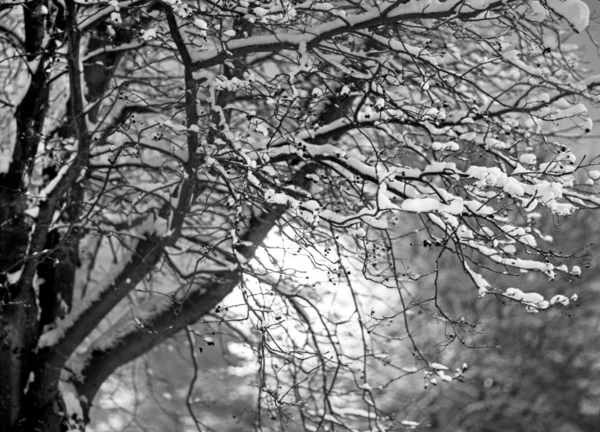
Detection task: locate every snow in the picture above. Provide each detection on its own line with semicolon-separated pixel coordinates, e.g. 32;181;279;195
438;370;453;382
265;189;295;207
500;225;526;236
0;147;13;173
539;161;575;175
432;141;459;151
430;362;449;370
527;1;548;22
519;154;537;165
190;0;500;70
464;200;495;216
546;0;590;32
519;234;537;248
400;197;463;215
38;248;137;349
38;153;76;200
194;18;208;30
311;87;323;98
110;11;122;24
163;119;188;132
96;0;598;332
161;0;190;17
521;292;545;304
24;207;40;219
504;288;524;301
335;407;377;419
100;209;127;225
535;93;550;104
467;165;508;187
253;6;269;17
550;295;570;306
7;267;23;285
589;170;600;180
580;74;600;88
141;28;157;41
503;244;517;255
457;225;474;239
501;49;520;60
423;161;457;174
504;288;552;309
358;382;373;390
556;151;576;164
460;131;477;141
464;263;491;297
23;372;35;394
59;380;83;422
466;239;556;278
546;103;585;119
504;177;525;197
377;183;400;210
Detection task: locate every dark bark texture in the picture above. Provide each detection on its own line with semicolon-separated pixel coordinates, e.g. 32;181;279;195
0;4;289;430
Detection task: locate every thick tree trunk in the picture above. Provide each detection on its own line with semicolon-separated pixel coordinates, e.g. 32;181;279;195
1;4;287;430
0;125;68;432
0;36;50;428
0;6;145;428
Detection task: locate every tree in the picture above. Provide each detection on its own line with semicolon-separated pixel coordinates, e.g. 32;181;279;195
398;209;600;432
1;0;600;430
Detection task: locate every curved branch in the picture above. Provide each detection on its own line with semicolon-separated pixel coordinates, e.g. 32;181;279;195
190;0;503;72
78;203;286;402
44;233;164;365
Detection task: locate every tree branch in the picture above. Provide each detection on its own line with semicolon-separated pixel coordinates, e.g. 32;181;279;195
190;0;503;72
78;204;286;402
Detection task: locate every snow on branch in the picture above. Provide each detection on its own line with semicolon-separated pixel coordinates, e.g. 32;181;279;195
38;217;166;352
6;0;600;427
189;0;507;74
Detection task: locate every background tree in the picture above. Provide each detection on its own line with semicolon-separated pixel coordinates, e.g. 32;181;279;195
1;0;600;431
402;206;600;432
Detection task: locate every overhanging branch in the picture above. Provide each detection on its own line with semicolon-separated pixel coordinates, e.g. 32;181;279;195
78;204;286;402
189;0;504;72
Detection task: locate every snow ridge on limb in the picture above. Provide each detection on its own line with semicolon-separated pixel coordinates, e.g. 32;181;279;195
189;0;505;74
544;0;590;33
37;220;163;350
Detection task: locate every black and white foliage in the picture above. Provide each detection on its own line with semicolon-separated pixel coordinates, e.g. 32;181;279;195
1;0;599;430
